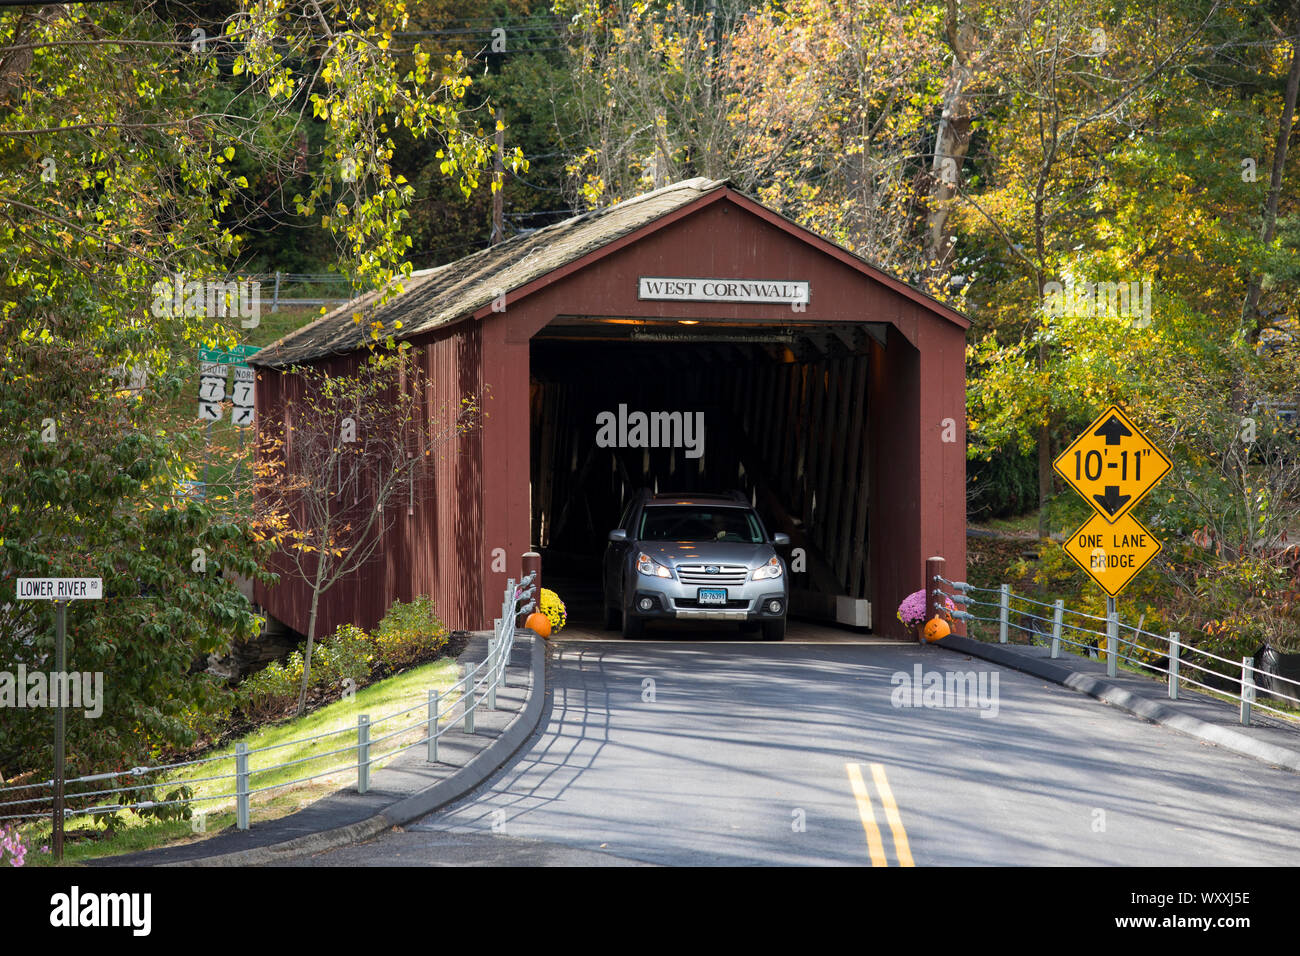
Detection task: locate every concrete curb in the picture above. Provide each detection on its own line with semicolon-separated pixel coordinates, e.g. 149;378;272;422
161;633;547;867
936;634;1300;773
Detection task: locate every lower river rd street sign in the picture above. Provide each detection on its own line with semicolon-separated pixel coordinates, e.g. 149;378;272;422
16;578;103;601
1063;512;1162;597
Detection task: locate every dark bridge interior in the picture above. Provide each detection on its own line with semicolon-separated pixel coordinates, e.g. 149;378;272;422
529;319;883;629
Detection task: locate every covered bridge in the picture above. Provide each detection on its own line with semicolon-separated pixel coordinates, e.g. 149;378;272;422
249;178;968;639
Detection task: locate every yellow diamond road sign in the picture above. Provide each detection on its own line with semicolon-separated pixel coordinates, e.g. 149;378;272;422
1062;512;1163;597
1053;405;1171;524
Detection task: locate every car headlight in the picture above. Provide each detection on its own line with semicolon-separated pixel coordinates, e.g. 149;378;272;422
751;556;784;580
637;552;673;579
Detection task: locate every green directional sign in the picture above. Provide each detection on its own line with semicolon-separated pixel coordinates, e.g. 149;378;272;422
198;344;260;365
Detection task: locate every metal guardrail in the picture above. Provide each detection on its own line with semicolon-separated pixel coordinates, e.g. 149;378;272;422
933;575;1300;728
0;573;537;829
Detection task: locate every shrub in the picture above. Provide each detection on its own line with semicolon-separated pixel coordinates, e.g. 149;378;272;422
233;603;447;719
312;623;374;688
236;653;304;719
372;596;448;670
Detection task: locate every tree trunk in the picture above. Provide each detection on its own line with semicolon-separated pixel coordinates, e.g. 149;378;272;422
1037;421;1052;540
1244;36;1300;342
924;6;975;276
296;553;327;716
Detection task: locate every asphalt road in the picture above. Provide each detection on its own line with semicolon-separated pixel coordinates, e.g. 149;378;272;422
277;638;1300;866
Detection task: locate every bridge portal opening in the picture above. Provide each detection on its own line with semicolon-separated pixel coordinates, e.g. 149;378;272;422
528;320;886;630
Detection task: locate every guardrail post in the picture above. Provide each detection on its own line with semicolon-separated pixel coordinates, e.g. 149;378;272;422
925;557;946;642
235;742;250;830
498;618;511;690
998;584;1010;643
357;715;371;794
487;637;498;710
1241;657;1254;726
497;616;509;682
1106;599;1118;678
464;683;476;734
427;690;440;763
1050;600;1063;659
1168;632;1180;700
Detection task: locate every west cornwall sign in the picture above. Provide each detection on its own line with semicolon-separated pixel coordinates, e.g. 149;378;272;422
638;277;809;305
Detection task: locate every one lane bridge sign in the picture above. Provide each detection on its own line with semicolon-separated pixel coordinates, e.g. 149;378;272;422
1053;405;1171;524
1062;512;1162;597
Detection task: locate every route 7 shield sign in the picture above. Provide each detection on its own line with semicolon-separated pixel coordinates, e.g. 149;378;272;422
1052;405;1171;524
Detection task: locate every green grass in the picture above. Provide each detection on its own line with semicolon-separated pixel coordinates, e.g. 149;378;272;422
20;657;460;865
971;509;1041;536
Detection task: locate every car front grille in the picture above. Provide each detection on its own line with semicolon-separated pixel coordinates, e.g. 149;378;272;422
676;564;750;586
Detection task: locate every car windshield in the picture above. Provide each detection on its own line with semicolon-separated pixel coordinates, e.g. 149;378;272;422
638;506;763;543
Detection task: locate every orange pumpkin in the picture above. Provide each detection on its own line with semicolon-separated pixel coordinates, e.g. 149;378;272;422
923;616;951;643
526;611;552;638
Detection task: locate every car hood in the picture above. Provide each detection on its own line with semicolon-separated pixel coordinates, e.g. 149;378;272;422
635;541;774;568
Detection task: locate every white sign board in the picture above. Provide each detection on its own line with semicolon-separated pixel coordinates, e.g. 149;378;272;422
639;277;810;305
231;366;255;426
16;578;103;601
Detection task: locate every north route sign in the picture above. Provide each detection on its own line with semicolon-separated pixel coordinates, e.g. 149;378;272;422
1062;512;1162;597
1053;405;1171;524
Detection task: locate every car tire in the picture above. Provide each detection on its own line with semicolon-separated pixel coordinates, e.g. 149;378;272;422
761;618;786;642
622;606;645;640
604;601;621;631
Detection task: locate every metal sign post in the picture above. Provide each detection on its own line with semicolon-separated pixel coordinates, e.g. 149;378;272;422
53;600;65;860
15;577;103;862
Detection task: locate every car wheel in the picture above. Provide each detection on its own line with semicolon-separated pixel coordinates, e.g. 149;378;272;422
761;618;786;642
604;602;621;630
622;606;645;640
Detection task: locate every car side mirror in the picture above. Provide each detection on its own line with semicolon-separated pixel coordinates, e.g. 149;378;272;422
608;529;628;543
773;532;791;547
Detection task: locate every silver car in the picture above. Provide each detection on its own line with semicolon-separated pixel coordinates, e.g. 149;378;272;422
603;491;790;641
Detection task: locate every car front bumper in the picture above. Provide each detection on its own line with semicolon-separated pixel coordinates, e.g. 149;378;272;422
630;585;788;622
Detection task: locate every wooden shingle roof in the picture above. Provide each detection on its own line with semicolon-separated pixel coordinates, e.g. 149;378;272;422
251;177;730;367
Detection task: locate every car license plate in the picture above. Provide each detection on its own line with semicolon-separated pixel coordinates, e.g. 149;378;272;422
697;588;727;605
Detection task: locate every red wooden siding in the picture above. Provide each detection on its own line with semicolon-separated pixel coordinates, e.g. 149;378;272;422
253;323;485;638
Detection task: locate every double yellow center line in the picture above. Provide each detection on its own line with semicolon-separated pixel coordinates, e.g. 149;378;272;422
845;762;914;866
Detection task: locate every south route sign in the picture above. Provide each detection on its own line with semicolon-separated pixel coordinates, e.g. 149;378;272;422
1062;513;1162;597
1053;405;1171;524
